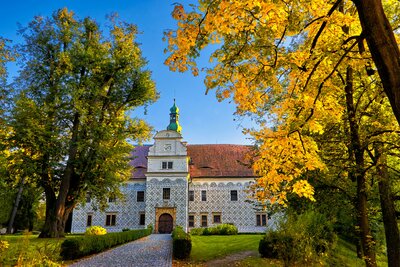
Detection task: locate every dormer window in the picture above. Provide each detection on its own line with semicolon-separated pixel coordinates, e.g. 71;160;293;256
162;161;173;169
200;166;213;169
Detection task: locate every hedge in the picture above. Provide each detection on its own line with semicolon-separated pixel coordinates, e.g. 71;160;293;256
60;228;152;260
190;223;238;235
172;226;191;259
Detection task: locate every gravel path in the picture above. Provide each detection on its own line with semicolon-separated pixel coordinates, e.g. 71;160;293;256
69;234;172;267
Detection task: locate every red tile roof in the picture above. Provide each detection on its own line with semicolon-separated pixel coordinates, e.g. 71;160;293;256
130;144;254;179
130;145;150;179
187;144;254;178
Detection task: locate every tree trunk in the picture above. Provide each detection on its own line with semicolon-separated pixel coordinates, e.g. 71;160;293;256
353;0;400;125
39;113;80;238
6;176;26;234
356;238;363;259
345;66;377;267
39;185;58;237
374;143;400;267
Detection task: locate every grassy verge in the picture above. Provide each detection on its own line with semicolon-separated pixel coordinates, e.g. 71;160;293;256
176;235;387;267
0;233;81;266
190;234;262;262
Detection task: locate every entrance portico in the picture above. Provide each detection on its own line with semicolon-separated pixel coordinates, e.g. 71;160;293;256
155;207;176;234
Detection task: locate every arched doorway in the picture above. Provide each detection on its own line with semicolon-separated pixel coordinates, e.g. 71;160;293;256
158;213;173;233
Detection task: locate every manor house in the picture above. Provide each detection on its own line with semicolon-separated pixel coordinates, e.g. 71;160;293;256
71;101;274;233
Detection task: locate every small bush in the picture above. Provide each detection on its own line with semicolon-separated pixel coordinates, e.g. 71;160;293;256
216;224;238;235
190;224;238;236
85;226;107;236
122;228;130;232
172;226;191;259
259;231;296;264
259;231;280;259
189;227;203;235
258;210;337;266
0;240;9;252
60;228;151;260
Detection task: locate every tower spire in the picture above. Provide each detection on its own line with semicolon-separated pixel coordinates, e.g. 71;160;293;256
167;99;182;133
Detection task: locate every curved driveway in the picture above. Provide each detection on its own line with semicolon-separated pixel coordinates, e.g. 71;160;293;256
69;234;172;267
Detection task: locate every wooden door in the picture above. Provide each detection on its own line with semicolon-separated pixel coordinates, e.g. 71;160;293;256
158;213;173;233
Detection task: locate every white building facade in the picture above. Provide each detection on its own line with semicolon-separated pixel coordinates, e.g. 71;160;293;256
71;102;273;233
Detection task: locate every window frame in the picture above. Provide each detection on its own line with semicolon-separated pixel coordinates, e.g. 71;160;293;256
139;213;145;226
213;214;221;224
188;215;195;228
256;214;267;226
162;161;173;169
106;213;117;226
201;214;208;227
189;190;194;201
230;190;238;201
137;191;145;202
86;214;92;227
163;188;171;200
201;190;207;201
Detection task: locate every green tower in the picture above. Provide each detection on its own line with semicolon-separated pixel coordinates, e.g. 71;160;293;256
167;99;182;133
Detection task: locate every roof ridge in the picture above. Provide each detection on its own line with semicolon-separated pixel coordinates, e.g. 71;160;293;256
187;144;250;146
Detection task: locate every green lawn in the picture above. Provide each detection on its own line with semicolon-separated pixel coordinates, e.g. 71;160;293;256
182;235;387;267
0;233;80;266
190;234;262;262
1;233;388;267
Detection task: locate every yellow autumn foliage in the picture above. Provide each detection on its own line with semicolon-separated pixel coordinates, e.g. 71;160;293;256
164;1;400;204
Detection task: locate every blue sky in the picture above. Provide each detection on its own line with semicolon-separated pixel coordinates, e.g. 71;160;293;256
0;0;254;145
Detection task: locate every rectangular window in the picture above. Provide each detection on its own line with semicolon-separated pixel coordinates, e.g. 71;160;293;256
189;190;194;201
201;215;208;227
262;214;267;226
108;196;116;203
86;214;92;227
230;190;238;201
163;188;171;200
213;214;221;224
188;215;194;227
256;214;267;226
86;194;91;203
106;214;116;226
139;213;145;225
201;190;207;201
162;161;173;169
137;191;145;202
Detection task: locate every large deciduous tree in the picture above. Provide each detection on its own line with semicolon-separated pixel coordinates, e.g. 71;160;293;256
164;1;399;266
8;9;157;238
0;36;15;230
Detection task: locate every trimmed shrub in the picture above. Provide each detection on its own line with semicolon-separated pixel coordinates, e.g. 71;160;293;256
189;227;203;235
147;224;153;233
190;224;238;236
216;223;238;235
172;226;191;259
85;226;107;236
60;228;152;260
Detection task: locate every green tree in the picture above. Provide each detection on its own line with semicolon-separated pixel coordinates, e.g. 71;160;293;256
0;35;15;231
8;9;157;238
